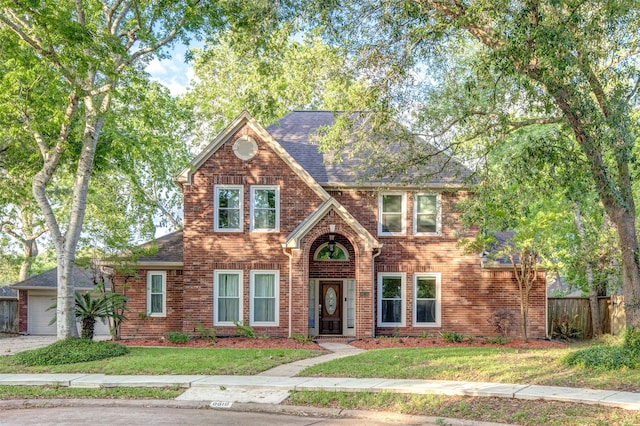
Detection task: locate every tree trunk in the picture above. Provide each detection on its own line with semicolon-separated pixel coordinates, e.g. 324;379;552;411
18;239;37;282
81;317;96;340
610;207;640;328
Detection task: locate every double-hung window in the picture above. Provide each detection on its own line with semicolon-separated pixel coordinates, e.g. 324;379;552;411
214;185;243;232
214;270;243;325
251;186;279;231
378;193;406;235
413;273;441;326
147;271;166;317
378;273;405;326
250;270;279;325
413;193;441;236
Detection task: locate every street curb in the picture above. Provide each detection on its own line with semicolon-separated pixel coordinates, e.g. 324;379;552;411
0;399;510;425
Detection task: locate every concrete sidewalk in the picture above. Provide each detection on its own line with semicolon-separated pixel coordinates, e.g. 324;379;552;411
0;373;637;410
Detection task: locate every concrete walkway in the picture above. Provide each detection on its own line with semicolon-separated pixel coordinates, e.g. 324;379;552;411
0;340;638;411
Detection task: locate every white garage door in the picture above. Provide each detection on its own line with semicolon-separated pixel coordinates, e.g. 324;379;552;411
28;293;111;337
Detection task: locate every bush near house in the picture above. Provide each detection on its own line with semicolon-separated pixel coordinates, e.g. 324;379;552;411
14;338;129;366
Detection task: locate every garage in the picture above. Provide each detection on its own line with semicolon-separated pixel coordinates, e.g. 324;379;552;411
12;266;113;337
28;292;111;336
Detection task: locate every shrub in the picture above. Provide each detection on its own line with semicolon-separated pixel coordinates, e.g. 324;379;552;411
563;345;638;370
623;327;640;357
440;331;465;343
233;321;256;338
485;336;510;345
165;331;190;344
551;316;582;340
292;334;312;343
487;309;516;336
14;338;129;366
194;321;218;342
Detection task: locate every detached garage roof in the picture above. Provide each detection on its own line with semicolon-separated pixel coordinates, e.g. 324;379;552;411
11;266;104;291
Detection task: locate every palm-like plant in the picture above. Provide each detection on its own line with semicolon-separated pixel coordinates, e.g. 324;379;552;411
74;291;127;340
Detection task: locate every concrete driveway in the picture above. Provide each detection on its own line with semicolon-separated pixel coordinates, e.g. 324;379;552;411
0;335;56;356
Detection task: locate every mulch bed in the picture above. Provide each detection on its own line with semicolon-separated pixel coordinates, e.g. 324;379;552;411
118;336;324;350
117;336;563;350
351;337;564;350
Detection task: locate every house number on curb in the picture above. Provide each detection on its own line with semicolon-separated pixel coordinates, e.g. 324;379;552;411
210;401;233;408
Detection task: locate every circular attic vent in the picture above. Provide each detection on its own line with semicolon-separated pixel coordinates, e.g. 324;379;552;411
233;136;258;161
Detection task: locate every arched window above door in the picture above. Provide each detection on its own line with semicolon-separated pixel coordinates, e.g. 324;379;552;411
314;243;349;260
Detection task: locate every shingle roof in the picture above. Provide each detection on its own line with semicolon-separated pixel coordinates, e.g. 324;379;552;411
136;230;183;264
266;111;472;187
11;265;103;290
0;286;17;299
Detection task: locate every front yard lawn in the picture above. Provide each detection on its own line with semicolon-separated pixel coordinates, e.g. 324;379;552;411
299;345;640;392
0;347;325;375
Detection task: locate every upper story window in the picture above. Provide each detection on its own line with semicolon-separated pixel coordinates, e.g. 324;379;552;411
378;192;406;236
147;271;166;317
251;186;279;232
214;185;243;232
413;193;441;236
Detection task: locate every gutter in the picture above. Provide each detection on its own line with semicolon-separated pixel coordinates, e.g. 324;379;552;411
372;248;382;338
282;245;294;338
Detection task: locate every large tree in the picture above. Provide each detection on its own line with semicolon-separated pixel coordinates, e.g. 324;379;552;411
0;1;267;339
308;0;640;328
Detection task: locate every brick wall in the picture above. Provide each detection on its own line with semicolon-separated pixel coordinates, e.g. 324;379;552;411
116;121;546;340
17;290;27;334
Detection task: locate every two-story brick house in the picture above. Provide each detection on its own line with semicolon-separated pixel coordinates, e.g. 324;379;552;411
112;110;546;340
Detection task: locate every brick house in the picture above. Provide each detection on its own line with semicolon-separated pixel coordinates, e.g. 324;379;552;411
109;110;547;340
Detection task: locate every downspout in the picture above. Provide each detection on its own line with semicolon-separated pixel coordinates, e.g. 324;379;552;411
372;247;382;338
282;245;293;338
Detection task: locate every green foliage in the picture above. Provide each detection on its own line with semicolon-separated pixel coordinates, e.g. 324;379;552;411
13;338;128;366
73;290;128;340
194;321;218;342
439;331;464;343
292;334;313;344
485;336;510;345
165;331;190;344
551;317;583;341
623;327;640;357
233;321;256;338
563;346;638;371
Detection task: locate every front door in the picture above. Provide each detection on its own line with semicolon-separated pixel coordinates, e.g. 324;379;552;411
320;281;342;334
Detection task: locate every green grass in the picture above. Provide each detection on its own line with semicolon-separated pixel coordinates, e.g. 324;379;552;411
288;391;640;426
299;345;640;391
0;385;182;400
0;347;325;375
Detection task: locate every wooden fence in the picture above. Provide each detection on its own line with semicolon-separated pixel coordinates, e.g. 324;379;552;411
548;296;625;339
0;300;17;334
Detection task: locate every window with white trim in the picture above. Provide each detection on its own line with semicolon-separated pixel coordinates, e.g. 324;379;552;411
251;186;279;231
413;193;441;236
378;273;405;326
214;270;243;325
214;185;243;232
147;271;166;317
378;193;406;235
413;273;441;326
250;270;279;325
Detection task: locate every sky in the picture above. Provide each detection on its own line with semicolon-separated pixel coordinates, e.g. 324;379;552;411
146;43;199;96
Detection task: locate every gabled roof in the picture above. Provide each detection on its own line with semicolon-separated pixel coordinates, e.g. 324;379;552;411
284;198;381;251
176;111;330;203
267;111;472;187
11;265;105;291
